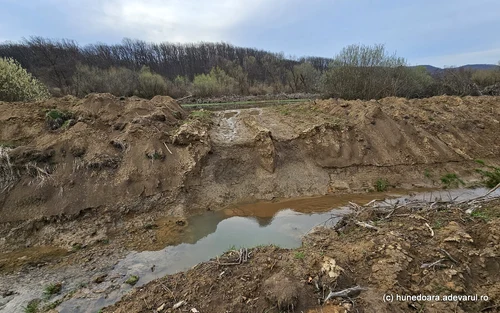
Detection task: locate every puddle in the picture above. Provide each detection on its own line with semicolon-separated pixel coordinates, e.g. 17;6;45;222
2;187;499;313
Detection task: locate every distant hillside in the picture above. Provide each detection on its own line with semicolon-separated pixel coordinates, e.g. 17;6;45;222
416;64;500;74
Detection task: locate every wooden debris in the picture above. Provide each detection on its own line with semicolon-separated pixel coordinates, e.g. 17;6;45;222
355;221;379;231
324;285;367;303
421;258;445;269
424;223;434;237
172;300;186;309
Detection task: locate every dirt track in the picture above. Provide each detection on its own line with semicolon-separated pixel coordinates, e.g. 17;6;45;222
1;94;500;312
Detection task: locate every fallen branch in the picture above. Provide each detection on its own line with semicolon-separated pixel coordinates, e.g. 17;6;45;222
439;249;458;264
163;142;173;155
176;94;194;102
211;248;250;266
172;300;186;310
355;221;379;231
421;258;445;269
424;223;434;237
324;286;367;303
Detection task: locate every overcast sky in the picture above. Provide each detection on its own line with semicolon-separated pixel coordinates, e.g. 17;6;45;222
1;0;499;67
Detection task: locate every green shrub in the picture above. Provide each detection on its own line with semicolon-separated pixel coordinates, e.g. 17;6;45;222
0;57;50;102
72;64;138;97
135;66;169;99
475;160;500;188
23;300;39;313
193;67;236;97
440;173;464;189
374;178;389;192
43;283;62;299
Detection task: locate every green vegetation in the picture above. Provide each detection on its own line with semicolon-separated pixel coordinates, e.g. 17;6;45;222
2;38;499;99
0;57;50;102
125;275;139;286
189;109;213;123
294;251;305;259
193;67;237;97
374;178;389;192
440;173;465;189
44;299;63;310
475;160;500;188
424;169;431;178
45;109;74;130
43;283;62;299
23;301;39;313
71;243;82;251
471;210;491;222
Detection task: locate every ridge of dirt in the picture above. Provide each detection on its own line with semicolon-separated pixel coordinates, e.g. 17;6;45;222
105;199;500;313
1;95;499;254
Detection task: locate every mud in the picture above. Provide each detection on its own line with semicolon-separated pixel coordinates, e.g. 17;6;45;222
106;195;500;313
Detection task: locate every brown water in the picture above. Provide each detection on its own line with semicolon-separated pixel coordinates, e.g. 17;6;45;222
3;187;498;313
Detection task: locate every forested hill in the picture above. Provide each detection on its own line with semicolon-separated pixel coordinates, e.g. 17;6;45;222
0;37;331;89
1;37;499;100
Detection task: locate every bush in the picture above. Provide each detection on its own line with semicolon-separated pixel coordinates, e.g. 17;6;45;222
0;57;51;102
475;160;500;188
135;66;169;99
321;44;408;100
72;64;138;97
193;67;236;97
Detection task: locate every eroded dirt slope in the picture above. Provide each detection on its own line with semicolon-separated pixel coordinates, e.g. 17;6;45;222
0;95;499;253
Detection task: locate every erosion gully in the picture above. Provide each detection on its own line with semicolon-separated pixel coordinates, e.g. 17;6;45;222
1;187;498;313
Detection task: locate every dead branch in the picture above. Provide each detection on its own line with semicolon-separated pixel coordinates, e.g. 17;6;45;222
211;248;250;266
421;258;445;269
177;94;194;102
324;286;367;303
163;142;173;155
424;223;434;237
172;300;186;309
439;249;458;264
355;221;379;231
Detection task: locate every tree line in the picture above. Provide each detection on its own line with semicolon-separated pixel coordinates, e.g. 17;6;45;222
1;37;499;100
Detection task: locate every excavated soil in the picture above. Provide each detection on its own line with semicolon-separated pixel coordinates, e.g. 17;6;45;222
0;94;500;312
106;199;500;313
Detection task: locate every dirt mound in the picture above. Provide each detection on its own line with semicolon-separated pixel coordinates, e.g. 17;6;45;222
1;95;500;254
105;199;500;313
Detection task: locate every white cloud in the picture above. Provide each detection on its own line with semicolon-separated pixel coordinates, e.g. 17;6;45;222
56;0;284;43
413;48;500;67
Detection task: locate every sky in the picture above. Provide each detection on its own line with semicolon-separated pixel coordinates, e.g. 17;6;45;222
1;0;499;67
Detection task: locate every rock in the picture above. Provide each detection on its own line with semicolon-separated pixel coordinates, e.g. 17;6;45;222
93;274;107;284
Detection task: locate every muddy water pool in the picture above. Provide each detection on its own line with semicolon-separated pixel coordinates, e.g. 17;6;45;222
2;187;498;313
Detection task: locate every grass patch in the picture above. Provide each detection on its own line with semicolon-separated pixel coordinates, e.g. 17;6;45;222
475;160;500;188
44;299;63;311
374;178;389;192
45;109;74;130
43;283;61;299
189;109;213;123
125;275;139;286
23;300;39;313
0;141;17;148
294;251;305;259
440;173;464;189
71;243;82;252
424;169;431;178
471;210;490;221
